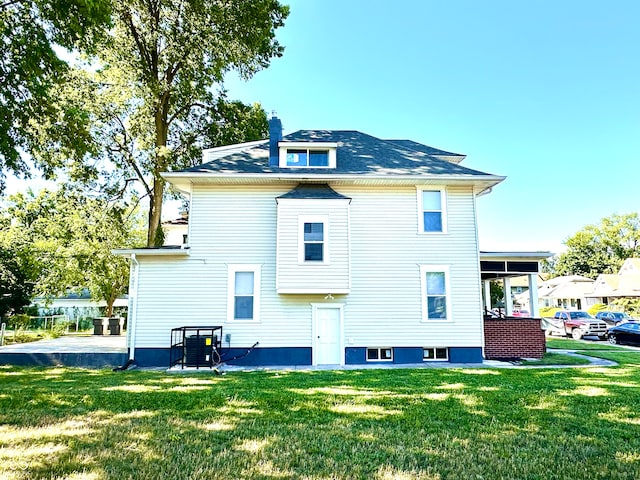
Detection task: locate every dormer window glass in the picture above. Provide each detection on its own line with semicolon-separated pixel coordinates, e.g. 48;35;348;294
286;149;329;167
279;142;337;168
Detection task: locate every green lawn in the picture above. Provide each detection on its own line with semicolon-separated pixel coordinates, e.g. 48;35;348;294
520;352;592;366
547;337;626;351
0;329;54;345
1;353;640;479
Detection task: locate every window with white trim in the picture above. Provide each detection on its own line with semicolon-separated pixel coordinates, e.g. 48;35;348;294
286;149;329;167
227;265;261;322
299;216;328;263
420;265;451;322
423;347;448;361
279;142;337;168
366;347;393;362
418;188;447;233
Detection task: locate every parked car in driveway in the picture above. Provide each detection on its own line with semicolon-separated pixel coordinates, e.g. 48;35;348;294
542;310;608;340
511;309;530;317
606;322;640;346
595;311;634;327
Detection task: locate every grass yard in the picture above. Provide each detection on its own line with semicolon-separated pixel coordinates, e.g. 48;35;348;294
520;352;592;366
547;337;625;351
1;351;640;479
0;329;53;345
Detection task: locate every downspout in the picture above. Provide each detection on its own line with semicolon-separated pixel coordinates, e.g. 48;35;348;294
471;191;486;360
129;254;140;361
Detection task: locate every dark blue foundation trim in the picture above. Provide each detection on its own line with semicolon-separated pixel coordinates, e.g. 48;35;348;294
345;346;484;365
133;347;312;368
449;347;483;363
0;352;128;368
133;346;484;368
221;347;311;366
134;348;170;368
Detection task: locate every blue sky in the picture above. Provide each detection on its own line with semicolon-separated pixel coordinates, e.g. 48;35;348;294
223;0;640;254
5;1;638;255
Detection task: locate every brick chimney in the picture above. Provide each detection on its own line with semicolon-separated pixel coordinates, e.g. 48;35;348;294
269;114;282;167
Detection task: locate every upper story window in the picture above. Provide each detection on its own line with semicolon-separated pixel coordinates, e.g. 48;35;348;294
286;149;329;167
299;216;329;264
304;223;324;261
279;142;338;169
417;187;447;233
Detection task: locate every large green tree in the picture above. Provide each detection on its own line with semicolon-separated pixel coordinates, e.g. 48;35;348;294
37;0;288;246
0;188;145;316
553;213;640;279
0;245;35;318
0;0;111;191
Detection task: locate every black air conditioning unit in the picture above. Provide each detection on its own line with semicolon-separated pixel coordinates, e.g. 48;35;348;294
170;326;223;369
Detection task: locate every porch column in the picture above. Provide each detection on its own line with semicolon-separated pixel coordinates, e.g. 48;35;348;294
504;277;513;315
483;280;492;313
528;274;540;318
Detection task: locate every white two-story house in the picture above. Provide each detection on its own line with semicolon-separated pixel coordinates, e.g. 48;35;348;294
115;117;540;368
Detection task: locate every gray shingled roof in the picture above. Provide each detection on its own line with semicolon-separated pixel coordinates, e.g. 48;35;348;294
277;183;352;200
384;139;464;158
181;130;494;178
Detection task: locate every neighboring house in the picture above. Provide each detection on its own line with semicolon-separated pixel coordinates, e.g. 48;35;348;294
31;289;128;324
530;275;600;310
588;258;640;303
116;117;548;367
508;274;546;307
162;209;189;246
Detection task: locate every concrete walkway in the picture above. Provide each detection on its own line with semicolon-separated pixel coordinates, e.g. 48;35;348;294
0;334;127;367
0;333;126;353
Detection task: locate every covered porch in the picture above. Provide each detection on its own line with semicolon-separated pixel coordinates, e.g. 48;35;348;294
480;251;553;318
480;251;553;360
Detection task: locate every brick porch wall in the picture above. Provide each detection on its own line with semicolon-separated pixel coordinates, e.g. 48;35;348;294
483;317;546;359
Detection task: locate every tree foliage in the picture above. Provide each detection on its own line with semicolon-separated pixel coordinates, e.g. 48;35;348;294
0;245;35;318
552;213;640;279
36;0;288;246
0;188;145;316
0;0;111;191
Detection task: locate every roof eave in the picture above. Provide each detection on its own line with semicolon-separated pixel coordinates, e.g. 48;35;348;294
161;172;506;195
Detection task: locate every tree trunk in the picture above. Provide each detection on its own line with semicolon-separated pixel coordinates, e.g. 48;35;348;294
106;296;115;317
146;177;164;246
146;98;170;247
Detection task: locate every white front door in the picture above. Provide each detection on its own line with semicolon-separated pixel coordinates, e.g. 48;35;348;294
313;305;343;365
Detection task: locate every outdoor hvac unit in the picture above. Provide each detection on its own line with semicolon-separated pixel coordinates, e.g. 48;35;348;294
184;335;215;366
170;326;223;369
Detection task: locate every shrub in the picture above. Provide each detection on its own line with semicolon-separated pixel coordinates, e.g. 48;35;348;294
587;303;607;315
539;306;560;318
7;314;31;330
50;324;68;338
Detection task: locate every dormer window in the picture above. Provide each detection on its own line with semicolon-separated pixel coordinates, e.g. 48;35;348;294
279;142;337;168
286;149;329;167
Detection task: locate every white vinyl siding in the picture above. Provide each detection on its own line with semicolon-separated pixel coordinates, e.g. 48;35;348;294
130;184;483;352
277;198;350;293
343;185;482;347
132;185;313;350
